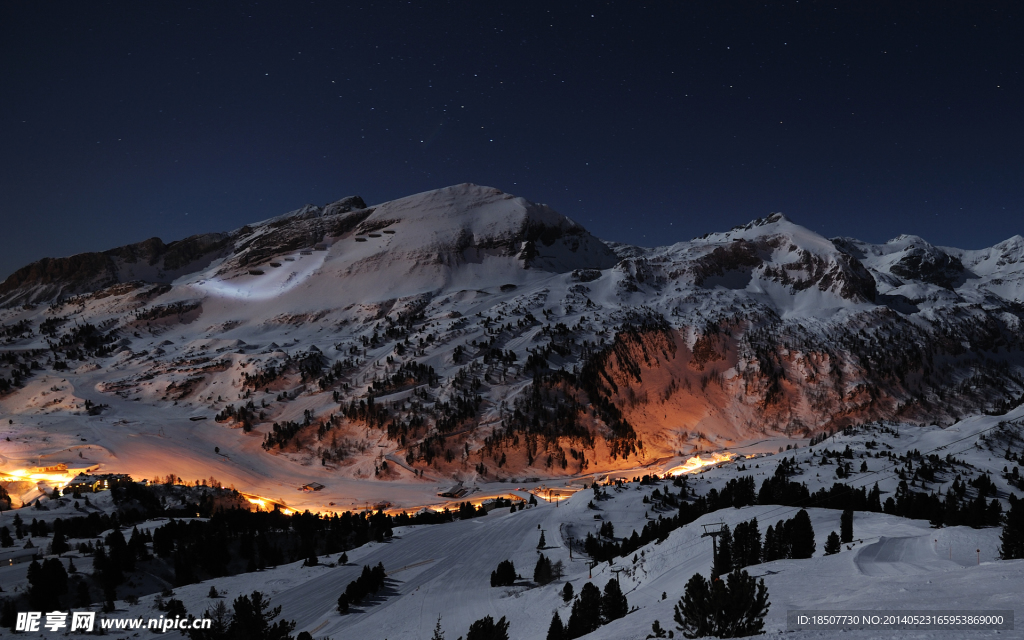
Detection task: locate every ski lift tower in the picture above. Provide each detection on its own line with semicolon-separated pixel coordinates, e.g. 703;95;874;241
701;522;726;574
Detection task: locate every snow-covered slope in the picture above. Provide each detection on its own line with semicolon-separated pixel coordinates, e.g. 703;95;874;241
18;406;1014;640
0;185;1023;514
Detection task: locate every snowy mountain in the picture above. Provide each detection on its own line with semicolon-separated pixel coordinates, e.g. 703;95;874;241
1;184;1023;514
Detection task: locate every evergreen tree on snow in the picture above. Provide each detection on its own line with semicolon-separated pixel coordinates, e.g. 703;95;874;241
534;554;554;585
824;531;841;555
731;518;761;569
490;559;517;587
561;582;574;603
600;578;628;623
566;582;602;638
787;510;815;559
431;614;445;640
674;569;769;639
546;611;565;640
226;591;295;640
711;525;733;578
762;524;782;562
1000;494;1024;560
840;508;853;543
465;614;510;640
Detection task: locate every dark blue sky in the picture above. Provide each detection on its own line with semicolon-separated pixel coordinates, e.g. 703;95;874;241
1;2;1021;280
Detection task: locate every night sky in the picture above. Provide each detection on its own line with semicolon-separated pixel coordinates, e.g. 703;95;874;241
1;2;1021;280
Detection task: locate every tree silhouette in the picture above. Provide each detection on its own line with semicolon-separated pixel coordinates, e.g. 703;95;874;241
465;614;510;640
561;582;574;603
27;558;68;610
840;508;853;543
731;518;761;569
534;554;554;585
431;614;446;640
674;569;769;638
1001;494;1024;560
227;591;295;640
491;559;517;587
546;611;565;640
51;526;69;556
787;510;815;559
824;531;841;555
567;582;602;638
601;578;628;623
712;525;733;578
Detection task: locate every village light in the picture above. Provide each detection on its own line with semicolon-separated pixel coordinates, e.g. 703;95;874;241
667;452;736;477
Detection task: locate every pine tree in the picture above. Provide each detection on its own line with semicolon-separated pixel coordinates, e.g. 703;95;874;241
567;582;602;638
0;599;17;630
27;558;68;610
75;580;91;607
106;528;134;572
228;591;296;640
673;573;714;639
546;611;565;640
561;582;574;603
674;569;769;639
1000;494;1024;560
431;614;446;640
465;615;510;640
534;554;554;585
600;578;628;623
719;567;770;637
51;527;69;556
491;559;517;587
174;550;197;586
538;530;547;549
787;510;815;559
745;518;762;566
731;519;761;569
187;600;229;640
868;483;882;512
840;508;853;543
824;531;841;555
165;599;188;620
128;526;148;560
762;524;780;562
712;525;733;578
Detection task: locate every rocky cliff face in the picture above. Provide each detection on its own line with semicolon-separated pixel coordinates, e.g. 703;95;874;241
1;184;1022;485
0;233;230;306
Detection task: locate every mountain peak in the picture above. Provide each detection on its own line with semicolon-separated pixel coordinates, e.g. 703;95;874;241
726;211;793;234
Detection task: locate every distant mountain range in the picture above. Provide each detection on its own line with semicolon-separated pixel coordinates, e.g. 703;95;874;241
2;183;1023;483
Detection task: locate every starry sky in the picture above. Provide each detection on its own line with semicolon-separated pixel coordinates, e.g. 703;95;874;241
1;2;1021;280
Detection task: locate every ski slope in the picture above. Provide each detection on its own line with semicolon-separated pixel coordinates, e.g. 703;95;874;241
86;406;1019;640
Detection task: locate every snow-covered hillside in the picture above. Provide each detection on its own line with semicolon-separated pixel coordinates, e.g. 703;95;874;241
0;184;1022;515
5;406;1017;639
